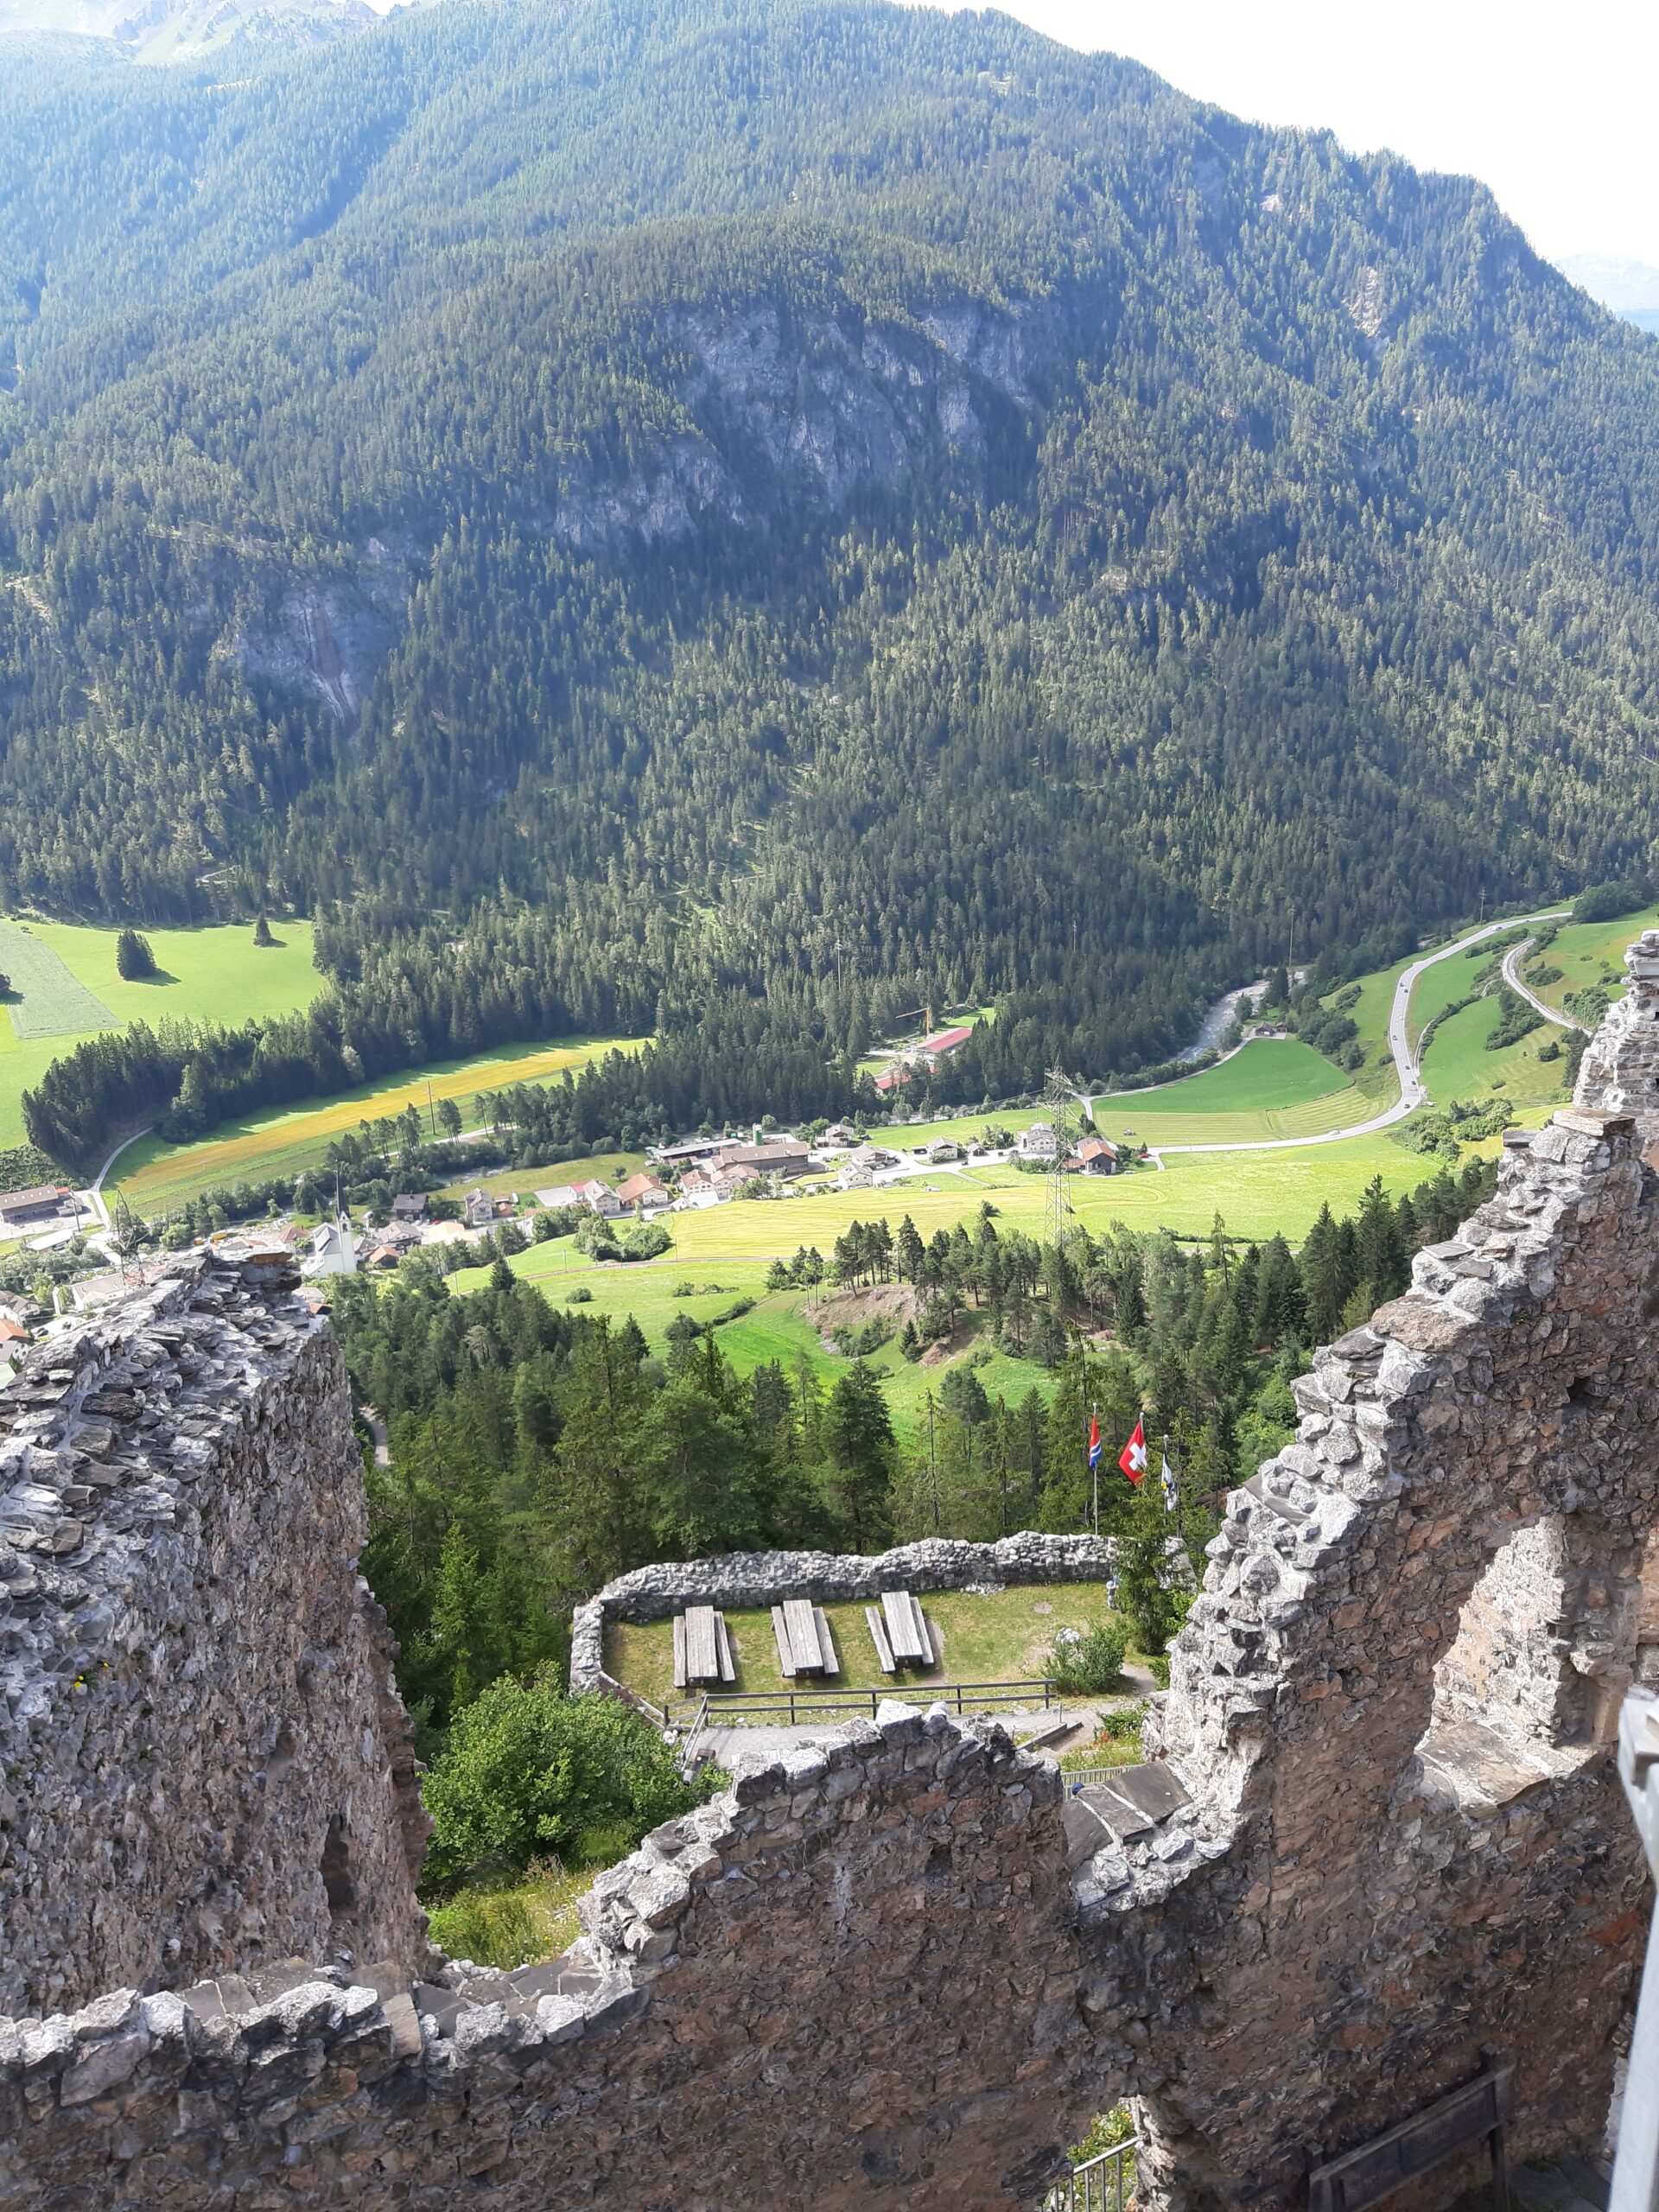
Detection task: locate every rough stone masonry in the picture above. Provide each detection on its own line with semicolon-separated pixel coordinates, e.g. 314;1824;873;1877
3;943;1659;2209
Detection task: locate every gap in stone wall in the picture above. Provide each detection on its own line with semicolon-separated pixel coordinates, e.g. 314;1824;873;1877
1417;1517;1624;1817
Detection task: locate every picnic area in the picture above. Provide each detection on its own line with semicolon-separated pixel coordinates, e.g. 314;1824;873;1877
609;1580;1122;1712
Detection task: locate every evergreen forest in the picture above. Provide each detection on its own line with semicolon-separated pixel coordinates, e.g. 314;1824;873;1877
6;0;1659;1153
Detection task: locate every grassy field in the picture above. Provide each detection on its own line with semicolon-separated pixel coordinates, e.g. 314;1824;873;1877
115;1034;639;1214
1406;933;1512;1043
886;1039;1353;1155
1526;905;1659;1017
607;1581;1119;1713
0;918;320;1150
642;1135;1446;1257
436;1152;648;1204
1418;995;1572;1107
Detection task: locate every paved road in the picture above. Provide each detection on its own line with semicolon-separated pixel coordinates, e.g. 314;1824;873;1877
1501;936;1590;1033
1147;909;1573;1161
84;1124;155;1230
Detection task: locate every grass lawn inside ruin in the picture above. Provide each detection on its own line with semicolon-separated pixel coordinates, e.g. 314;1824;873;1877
607;1581;1122;1715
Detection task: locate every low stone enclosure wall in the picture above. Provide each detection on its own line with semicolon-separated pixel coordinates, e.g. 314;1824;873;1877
568;1531;1115;1702
6;942;1659;2209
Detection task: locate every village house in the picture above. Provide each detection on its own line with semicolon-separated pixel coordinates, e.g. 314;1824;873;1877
0;1316;29;1351
873;1020;976;1094
371;1219;424;1252
0;1184;72;1229
390;1192;429;1224
363;1244;403;1272
303;1222;358;1279
615;1172;670;1211
646;1135;727;1168
0;1291;36;1327
838;1142;898;1190
675;1169;734;1208
1015;1122;1059;1161
924;1139;963;1164
710;1140;811;1179
1069;1135;1120;1174
821;1122;859;1147
462;1187;494;1231
534;1185;585;1211
575;1179;625;1218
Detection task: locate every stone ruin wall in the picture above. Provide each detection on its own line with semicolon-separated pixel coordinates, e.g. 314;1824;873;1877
0;1252;428;2019
569;1531;1115;1700
7;942;1659;2209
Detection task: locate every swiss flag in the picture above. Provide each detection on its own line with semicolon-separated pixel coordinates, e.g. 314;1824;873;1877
1118;1420;1147;1484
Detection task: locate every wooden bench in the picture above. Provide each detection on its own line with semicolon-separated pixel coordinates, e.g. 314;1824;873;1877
813;1605;840;1678
880;1589;932;1668
680;1605;733;1687
770;1605;798;1679
865;1605;897;1675
783;1598;822;1671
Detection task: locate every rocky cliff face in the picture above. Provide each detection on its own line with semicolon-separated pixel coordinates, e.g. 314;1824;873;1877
238;289;1061;713
550;295;1056;553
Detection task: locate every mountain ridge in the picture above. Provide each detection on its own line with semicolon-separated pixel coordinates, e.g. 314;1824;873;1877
2;0;1658;1089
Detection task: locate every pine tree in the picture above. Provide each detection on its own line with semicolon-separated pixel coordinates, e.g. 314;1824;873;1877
115;928;156;981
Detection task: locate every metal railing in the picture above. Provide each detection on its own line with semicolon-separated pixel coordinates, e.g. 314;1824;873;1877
1056;1764;1129;1790
1043;2138;1137;2212
677;1677;1059;1729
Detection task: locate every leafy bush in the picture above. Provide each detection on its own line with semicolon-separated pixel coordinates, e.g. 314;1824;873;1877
1043;1619;1129;1694
620;1222;672;1260
423;1675;714;1885
830;1317;893;1357
1484;987;1542;1052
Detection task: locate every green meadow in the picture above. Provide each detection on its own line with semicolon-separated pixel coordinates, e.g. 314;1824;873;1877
114;1035;639;1215
0;918;321;1152
1527;904;1659;1018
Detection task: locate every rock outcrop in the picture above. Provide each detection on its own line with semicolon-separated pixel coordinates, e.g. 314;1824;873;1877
0;1250;427;2019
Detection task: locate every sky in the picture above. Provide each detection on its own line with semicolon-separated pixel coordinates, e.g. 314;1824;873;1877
898;0;1659;279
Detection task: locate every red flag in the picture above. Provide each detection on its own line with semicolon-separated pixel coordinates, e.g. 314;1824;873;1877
1118;1419;1147;1484
1087;1416;1103;1472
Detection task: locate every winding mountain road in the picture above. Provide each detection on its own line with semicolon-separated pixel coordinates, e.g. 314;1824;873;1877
1500;935;1591;1034
1146;909;1574;1161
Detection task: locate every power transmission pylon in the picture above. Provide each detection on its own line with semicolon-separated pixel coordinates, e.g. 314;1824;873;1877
1042;1067;1084;1246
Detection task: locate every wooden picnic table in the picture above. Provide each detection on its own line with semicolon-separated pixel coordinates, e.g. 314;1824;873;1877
880;1589;932;1668
771;1599;840;1677
677;1605;734;1688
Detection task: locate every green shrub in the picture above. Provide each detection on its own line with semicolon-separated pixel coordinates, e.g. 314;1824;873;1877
426;1885;543;1969
423;1675;711;1885
620;1222;671;1260
1044;1619;1129;1694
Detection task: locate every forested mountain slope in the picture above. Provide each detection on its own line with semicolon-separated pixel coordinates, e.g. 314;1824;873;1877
3;0;1659;1094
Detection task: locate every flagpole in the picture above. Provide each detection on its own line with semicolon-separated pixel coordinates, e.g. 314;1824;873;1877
1091;1396;1099;1536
